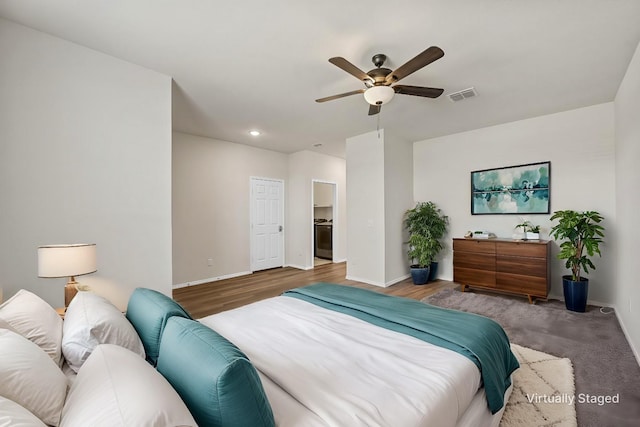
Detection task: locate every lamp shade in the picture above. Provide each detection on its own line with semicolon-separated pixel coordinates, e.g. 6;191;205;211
38;244;97;278
363;86;395;106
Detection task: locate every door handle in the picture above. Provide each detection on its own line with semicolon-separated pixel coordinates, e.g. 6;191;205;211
279;225;283;232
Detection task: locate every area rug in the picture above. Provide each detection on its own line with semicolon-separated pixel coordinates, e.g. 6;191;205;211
503;344;577;427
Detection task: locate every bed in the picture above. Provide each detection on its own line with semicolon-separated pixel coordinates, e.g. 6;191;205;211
198;283;519;427
0;284;518;427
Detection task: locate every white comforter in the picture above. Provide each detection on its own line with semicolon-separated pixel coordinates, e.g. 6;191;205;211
200;296;481;427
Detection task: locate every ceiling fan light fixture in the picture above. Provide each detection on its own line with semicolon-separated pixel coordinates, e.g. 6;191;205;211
364;86;394;106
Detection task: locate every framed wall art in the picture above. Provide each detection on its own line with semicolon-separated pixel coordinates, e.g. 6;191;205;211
471;161;550;215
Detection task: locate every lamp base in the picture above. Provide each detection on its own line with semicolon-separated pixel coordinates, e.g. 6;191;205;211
65;278;78;307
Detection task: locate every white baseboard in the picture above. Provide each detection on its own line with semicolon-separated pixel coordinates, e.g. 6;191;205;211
345;275;387;288
385;274;410;287
345;273;409;288
285;263;313;271
172;270;252;289
286;260;348;270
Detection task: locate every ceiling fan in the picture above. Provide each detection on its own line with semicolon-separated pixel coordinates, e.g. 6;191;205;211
315;46;445;116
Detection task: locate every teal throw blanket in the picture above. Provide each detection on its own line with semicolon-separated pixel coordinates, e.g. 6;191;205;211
283;283;519;414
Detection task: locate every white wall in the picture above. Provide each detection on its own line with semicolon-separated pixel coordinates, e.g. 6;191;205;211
384;134;413;284
346;130;386;284
287;151;346;269
0;18;173;310
614;40;640;360
414;103;616;303
345;129;413;286
172;132;288;285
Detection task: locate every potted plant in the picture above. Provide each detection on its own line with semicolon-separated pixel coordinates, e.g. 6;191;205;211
404;201;449;285
515;220;541;240
549;210;605;312
528;224;541;240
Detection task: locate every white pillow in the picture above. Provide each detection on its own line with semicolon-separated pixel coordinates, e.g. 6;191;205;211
0;329;67;426
0;396;47;427
0;289;63;366
0;317;18;333
60;344;197;427
62;291;145;372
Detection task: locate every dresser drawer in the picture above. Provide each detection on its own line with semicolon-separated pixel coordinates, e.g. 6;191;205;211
453;239;496;254
496;273;547;297
453;252;496;270
454;267;496;288
496;242;546;258
497;255;547;277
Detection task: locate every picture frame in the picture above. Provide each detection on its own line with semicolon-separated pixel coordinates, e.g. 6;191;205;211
471;161;550;215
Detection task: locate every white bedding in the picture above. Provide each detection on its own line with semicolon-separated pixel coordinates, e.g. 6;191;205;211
200;296;505;427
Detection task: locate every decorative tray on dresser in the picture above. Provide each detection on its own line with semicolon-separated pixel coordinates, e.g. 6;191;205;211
452;237;551;304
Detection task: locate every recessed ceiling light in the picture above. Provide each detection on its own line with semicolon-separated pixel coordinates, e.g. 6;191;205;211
313;143;322;147
249;130;261;136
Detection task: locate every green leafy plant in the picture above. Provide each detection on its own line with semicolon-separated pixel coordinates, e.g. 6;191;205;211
549;210;605;281
515;220;540;241
404;202;449;268
515;220;540;234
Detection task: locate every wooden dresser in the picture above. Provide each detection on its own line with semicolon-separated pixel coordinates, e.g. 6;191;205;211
453;238;551;303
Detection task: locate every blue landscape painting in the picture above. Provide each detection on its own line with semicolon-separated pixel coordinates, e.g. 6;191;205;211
471;162;550;214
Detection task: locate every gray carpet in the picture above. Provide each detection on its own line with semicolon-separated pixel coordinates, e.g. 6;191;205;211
423;288;640;427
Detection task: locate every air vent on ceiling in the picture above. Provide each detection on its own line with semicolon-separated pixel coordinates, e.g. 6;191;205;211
448;87;478;102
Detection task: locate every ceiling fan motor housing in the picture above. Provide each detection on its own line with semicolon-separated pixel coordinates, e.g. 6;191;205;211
367;67;392;85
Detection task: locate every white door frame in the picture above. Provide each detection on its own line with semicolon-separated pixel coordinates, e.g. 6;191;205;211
250;176;285;272
311;179;337;268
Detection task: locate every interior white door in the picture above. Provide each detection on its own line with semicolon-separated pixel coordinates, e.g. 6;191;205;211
251;178;284;271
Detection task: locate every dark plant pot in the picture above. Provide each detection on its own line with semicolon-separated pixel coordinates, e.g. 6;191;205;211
410;265;431;285
562;275;589;312
428;261;439;282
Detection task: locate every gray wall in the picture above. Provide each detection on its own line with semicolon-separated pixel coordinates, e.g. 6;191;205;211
345;129;413;286
172;132;288;285
0;18;173;310
172;135;347;284
346;131;386;285
413;103;616;305
383;133;413;284
614;39;640;361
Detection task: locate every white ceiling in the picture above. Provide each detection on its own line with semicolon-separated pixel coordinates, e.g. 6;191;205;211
2;0;639;158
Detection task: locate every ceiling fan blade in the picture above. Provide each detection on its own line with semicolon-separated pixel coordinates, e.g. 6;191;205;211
394;85;444;98
315;89;365;103
368;104;381;116
385;46;444;84
328;57;374;84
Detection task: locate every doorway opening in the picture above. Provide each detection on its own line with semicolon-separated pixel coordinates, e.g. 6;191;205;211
311;180;336;268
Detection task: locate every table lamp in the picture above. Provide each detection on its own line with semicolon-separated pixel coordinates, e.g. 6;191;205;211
38;243;97;307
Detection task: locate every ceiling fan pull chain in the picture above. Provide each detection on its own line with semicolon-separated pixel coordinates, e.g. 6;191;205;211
377;111;381;138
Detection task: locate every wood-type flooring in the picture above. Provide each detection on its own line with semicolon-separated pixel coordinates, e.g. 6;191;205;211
173;262;456;319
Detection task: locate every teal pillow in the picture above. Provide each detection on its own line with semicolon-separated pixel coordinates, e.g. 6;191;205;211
125;288;192;366
157;317;275;427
